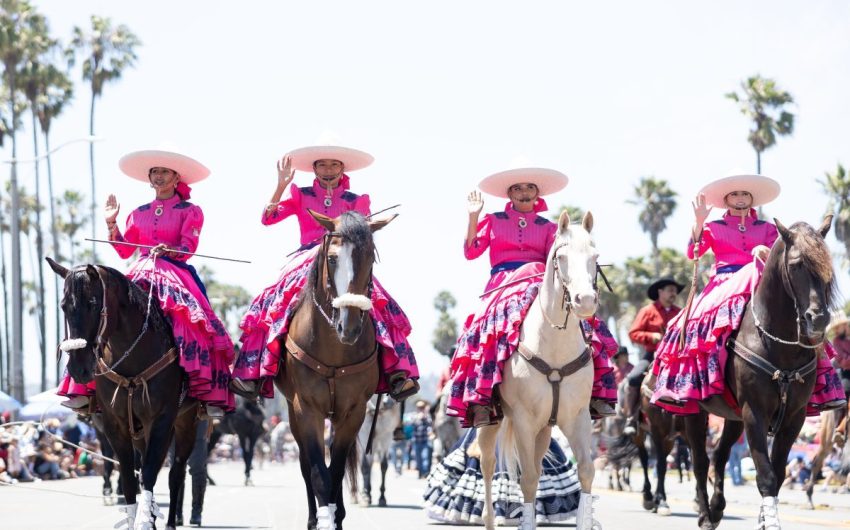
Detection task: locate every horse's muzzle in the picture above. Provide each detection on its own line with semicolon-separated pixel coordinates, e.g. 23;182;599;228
805;309;829;335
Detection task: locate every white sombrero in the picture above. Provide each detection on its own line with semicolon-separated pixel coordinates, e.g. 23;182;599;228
827;310;850;334
699;173;780;208
119;149;210;184
287;145;374;173
478;167;569;198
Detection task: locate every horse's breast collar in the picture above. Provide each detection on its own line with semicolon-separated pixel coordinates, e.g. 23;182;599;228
516;341;592;426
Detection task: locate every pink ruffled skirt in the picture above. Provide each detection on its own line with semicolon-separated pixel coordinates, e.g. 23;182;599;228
446;262;618;427
651;261;843;415
59;257;236;411
233;247;418;398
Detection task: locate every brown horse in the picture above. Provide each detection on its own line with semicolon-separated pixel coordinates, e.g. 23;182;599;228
804;405;847;508
47;258;200;530
276;211;395;530
679;217;838;530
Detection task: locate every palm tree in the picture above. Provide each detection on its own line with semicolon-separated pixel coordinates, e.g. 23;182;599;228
432;290;458;357
55;189;87;264
0;0;50;401
551;204;586;224
726;75;795;174
627;176;678;277
69;15;140;260
819;163;850;266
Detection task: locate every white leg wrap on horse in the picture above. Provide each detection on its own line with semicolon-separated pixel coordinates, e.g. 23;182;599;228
577;492;602;530
133;490;157;530
316;506;335;530
114;503;136;529
520;503;535;530
758;496;780;530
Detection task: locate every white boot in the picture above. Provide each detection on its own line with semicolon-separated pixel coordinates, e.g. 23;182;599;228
61;395;89;410
113;503;136;529
757;496;781;530
316;505;335;530
134;490;161;530
519;502;535;530
577;492;602;530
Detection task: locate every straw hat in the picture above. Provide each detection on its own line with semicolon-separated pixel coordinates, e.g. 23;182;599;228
287;145;374;173
699;173;780;208
827;310;850;334
478;167;568;198
119;149;210;184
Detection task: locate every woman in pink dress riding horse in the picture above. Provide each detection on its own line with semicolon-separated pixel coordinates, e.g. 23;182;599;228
446;167;618;428
59;149;236;417
231;145;419;401
651;173;846;415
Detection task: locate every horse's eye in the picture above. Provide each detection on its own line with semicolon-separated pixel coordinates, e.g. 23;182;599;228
328;255;338;266
90;296;98;306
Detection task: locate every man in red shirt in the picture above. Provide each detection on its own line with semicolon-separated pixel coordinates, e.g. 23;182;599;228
624;278;683;435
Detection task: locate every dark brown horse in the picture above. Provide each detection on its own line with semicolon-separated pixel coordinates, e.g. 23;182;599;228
276;211;394;530
679;217;837;530
47;258;200;530
615;379;685;515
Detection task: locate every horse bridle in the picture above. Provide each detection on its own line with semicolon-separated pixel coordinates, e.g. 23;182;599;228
311;231;374;330
543;241;598;345
750;245;823;349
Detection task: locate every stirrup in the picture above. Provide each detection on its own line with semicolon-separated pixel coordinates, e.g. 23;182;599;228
817;398;847;412
229;378;259;399
590;399;616;418
470;405;497;428
61;395;90;412
389;376;419;401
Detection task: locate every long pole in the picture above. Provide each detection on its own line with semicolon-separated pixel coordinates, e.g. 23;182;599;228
84;239;252;263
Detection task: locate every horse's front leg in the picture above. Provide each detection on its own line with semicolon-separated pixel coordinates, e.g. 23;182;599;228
166;411;197;530
111;433;139;528
378;453;388;507
652;426;674;516
359;453;372;506
290;409;321;530
763;409;807;525
636;437;654;510
478;424;499;530
558;402;599;530
137;410;177;529
684;410;714;530
707;419;743;525
328;411;365;530
241;434;255;486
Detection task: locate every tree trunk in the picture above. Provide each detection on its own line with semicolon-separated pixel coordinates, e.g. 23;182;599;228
44;132;62;385
756;150;761;175
31;112;47;391
89;90;97;260
0;205;8;392
8;69;25;402
651;232;660;277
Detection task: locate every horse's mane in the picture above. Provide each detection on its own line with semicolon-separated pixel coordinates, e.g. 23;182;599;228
95;265;173;337
783;222;839;309
296;211;376;312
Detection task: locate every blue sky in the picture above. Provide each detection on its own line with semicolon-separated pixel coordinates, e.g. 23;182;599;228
6;1;850;389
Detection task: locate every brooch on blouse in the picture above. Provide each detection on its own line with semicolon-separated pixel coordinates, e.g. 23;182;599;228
323;197;333;207
518;217;528;228
738;224;746;233
154;204;164;216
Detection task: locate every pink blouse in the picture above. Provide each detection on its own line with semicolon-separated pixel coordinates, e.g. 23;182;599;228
688;210;778;273
110;194;202;261
464;201;557;267
263;175;371;245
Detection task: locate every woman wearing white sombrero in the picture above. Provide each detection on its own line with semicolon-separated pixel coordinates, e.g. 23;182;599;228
650;173;846;415
445;168;619;428
231;145;419;401
58;149;235;417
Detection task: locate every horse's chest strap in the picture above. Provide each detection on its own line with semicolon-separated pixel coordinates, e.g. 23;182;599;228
285;336;378;417
517;342;592;426
730;339;817;436
96;347;179;440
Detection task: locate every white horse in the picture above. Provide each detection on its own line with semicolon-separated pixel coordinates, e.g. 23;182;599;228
479;211;602;530
356;394;400;506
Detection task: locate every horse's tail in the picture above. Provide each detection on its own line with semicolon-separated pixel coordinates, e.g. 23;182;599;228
346;441;359;497
497;415;520;480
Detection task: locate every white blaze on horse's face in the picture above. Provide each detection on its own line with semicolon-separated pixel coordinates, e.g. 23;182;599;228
556;225;599;319
331;242;373;312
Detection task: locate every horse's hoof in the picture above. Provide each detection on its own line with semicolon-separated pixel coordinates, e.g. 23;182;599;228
358;496;370;507
245;478;254;486
378;497;387;507
642;498;655;511
656;502;671;516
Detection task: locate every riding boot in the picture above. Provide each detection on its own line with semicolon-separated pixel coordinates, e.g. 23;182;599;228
190;473;206;526
624;385;641;435
229;377;260;399
60;395;89;412
469;404;496;428
589;399;616;418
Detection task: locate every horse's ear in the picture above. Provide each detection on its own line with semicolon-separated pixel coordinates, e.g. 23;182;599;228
819;214;833;239
307;209;336;232
46;257;69;279
558;210;570;233
85;264;99;278
582;211;594;233
368;213;398;233
774;218;791;242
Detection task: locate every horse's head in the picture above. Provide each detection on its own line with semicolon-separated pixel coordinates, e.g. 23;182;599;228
46;257;107;383
772;215;836;337
550;210;600;320
309;210;396;345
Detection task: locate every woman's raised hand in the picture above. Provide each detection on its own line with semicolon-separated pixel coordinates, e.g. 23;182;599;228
277;155;294;188
467;190;484;216
105;194;120;223
692;193;711;226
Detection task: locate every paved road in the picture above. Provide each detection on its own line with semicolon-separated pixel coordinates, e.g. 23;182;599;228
2;459;848;529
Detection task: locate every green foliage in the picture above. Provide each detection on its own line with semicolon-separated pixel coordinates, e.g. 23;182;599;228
69;15;140;96
819;163;850;271
627;176;678;276
551;204;585;224
432;290;458;357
